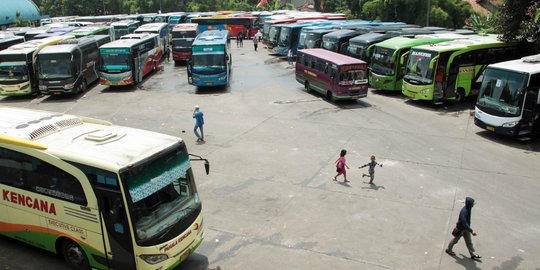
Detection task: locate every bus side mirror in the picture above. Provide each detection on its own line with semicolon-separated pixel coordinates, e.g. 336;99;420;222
429;55;440;70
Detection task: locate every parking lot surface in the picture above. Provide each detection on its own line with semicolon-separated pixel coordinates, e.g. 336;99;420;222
1;44;539;270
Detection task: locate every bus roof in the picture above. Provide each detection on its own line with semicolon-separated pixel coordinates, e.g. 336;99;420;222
349;32;395;45
373;36;455;50
172;23;198;31
411;35;504;53
134;22;169;33
300;48;366;66
323;29;364;39
0;36;69;55
488;54;540;74
193;30;229;46
38;44;79;54
101;34;157;48
120;33;157;40
0;107;181;171
111;20;140;26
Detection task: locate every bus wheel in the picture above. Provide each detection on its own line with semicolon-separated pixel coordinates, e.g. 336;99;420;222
455;89;466;103
326;91;334;102
61;239;90;270
304;81;310;92
81;80;87;93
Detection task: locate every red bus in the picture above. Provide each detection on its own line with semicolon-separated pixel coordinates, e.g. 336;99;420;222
191;17;257;39
171;23;199;63
295;48;368;101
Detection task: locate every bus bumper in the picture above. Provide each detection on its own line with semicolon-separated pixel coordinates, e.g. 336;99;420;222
368;73;397;91
0;82;33;96
173;51;191;61
474;109;520;136
191;73;227;87
402;84;434;101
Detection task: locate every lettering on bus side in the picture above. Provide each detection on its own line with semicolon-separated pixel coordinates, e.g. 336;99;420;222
2;189;57;215
340;64;366;72
47;219;86;236
459;67;475;74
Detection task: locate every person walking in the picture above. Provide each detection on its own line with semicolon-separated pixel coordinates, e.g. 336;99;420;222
446;197;482;260
164;46;170;62
239;31;244;47
333;149;350;182
253;36;258;51
237;32;241;48
359;155;382;184
287;49;293;65
193;105;204;142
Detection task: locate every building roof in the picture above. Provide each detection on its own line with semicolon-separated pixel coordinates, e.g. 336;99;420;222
0;0;44;26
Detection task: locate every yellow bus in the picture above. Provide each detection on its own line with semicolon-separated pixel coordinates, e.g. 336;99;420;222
0;36;71;96
0;107;209;270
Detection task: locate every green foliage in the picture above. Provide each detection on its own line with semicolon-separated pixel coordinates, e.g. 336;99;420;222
493;0;540;43
14;12;32;27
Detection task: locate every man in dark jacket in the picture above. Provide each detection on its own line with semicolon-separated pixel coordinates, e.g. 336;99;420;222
446;197;482;260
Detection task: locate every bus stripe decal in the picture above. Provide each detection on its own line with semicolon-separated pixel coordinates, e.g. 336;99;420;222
64;206;98;219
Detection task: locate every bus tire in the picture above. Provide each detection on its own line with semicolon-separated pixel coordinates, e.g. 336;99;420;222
80;80;87;94
61;239;90;270
304;81;310;92
455;88;466;103
326;91;334;102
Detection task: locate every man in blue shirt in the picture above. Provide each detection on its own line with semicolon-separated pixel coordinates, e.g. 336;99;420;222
193;105;204;142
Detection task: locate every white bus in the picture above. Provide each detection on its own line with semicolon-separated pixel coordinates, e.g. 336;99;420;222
133;23;169;60
475;54;540;137
111;20;141;41
0;106;209;269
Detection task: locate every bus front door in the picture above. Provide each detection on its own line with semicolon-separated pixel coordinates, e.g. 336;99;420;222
95;186;137;269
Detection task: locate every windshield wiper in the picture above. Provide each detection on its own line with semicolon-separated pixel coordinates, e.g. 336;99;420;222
155;206;194;240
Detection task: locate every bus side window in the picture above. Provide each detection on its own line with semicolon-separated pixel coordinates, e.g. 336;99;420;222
528;74;540;88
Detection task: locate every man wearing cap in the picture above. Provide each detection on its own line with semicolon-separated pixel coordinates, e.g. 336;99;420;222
193;105;204;142
446;197;481;260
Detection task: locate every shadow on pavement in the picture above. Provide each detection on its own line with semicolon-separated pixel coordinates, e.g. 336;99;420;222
453;254;482;270
361;182;385;190
475;130;540;152
175;253;222;270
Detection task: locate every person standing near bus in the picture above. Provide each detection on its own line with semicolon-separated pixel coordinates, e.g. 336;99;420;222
333;149;350;182
239;32;244;48
237;32;241;48
446;197;482;260
288;49;294;65
253;36;258;51
193;105;205;142
359;155;382;185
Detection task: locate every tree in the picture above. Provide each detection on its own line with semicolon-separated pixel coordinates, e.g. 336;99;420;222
493;0;540;44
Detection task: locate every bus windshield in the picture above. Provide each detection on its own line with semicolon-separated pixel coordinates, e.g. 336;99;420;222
404;50;437;84
477;68;527;116
278;27;291;47
305;33;322;49
100;52;130;71
268;27;280;43
113;28;130;39
0;63;29;83
37;53;73;79
193;54;225;71
123;145;200;243
172;31;197;39
322;38;338;51
172;39;194;49
371;47;395;76
339;69;367;85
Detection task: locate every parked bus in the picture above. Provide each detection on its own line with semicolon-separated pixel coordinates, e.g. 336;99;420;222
36;37;100;95
0;36;25;51
70;26;112;38
274;21;337;56
402;35;524;103
321;29;367;54
168;13;188;29
347;32;397;63
299;27;334;49
474;55;540;137
0;36;71;96
111;20;140;40
191;16;257;38
0;106;209;270
87;34;111;47
171;23;199;63
187;30;231;87
134;23;169;60
296;48;368;101
99;34;160;86
262;15;345;45
368;35;462;91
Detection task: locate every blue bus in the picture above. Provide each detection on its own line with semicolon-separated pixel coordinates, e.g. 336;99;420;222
273;21;339;56
187;30;231;87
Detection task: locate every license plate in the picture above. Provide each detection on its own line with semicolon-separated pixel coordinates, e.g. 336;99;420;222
351;96;359;100
486;126;495;131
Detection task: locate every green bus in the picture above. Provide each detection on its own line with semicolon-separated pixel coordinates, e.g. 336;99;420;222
402;35;525;103
368;35;463;91
69;26;111;38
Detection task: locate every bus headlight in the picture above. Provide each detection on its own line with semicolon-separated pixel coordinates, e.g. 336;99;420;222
502;121;519;128
39;85;48;91
420;88;431;94
218;76;226;80
140;254;168;265
192;77;200;81
63;83;75;89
